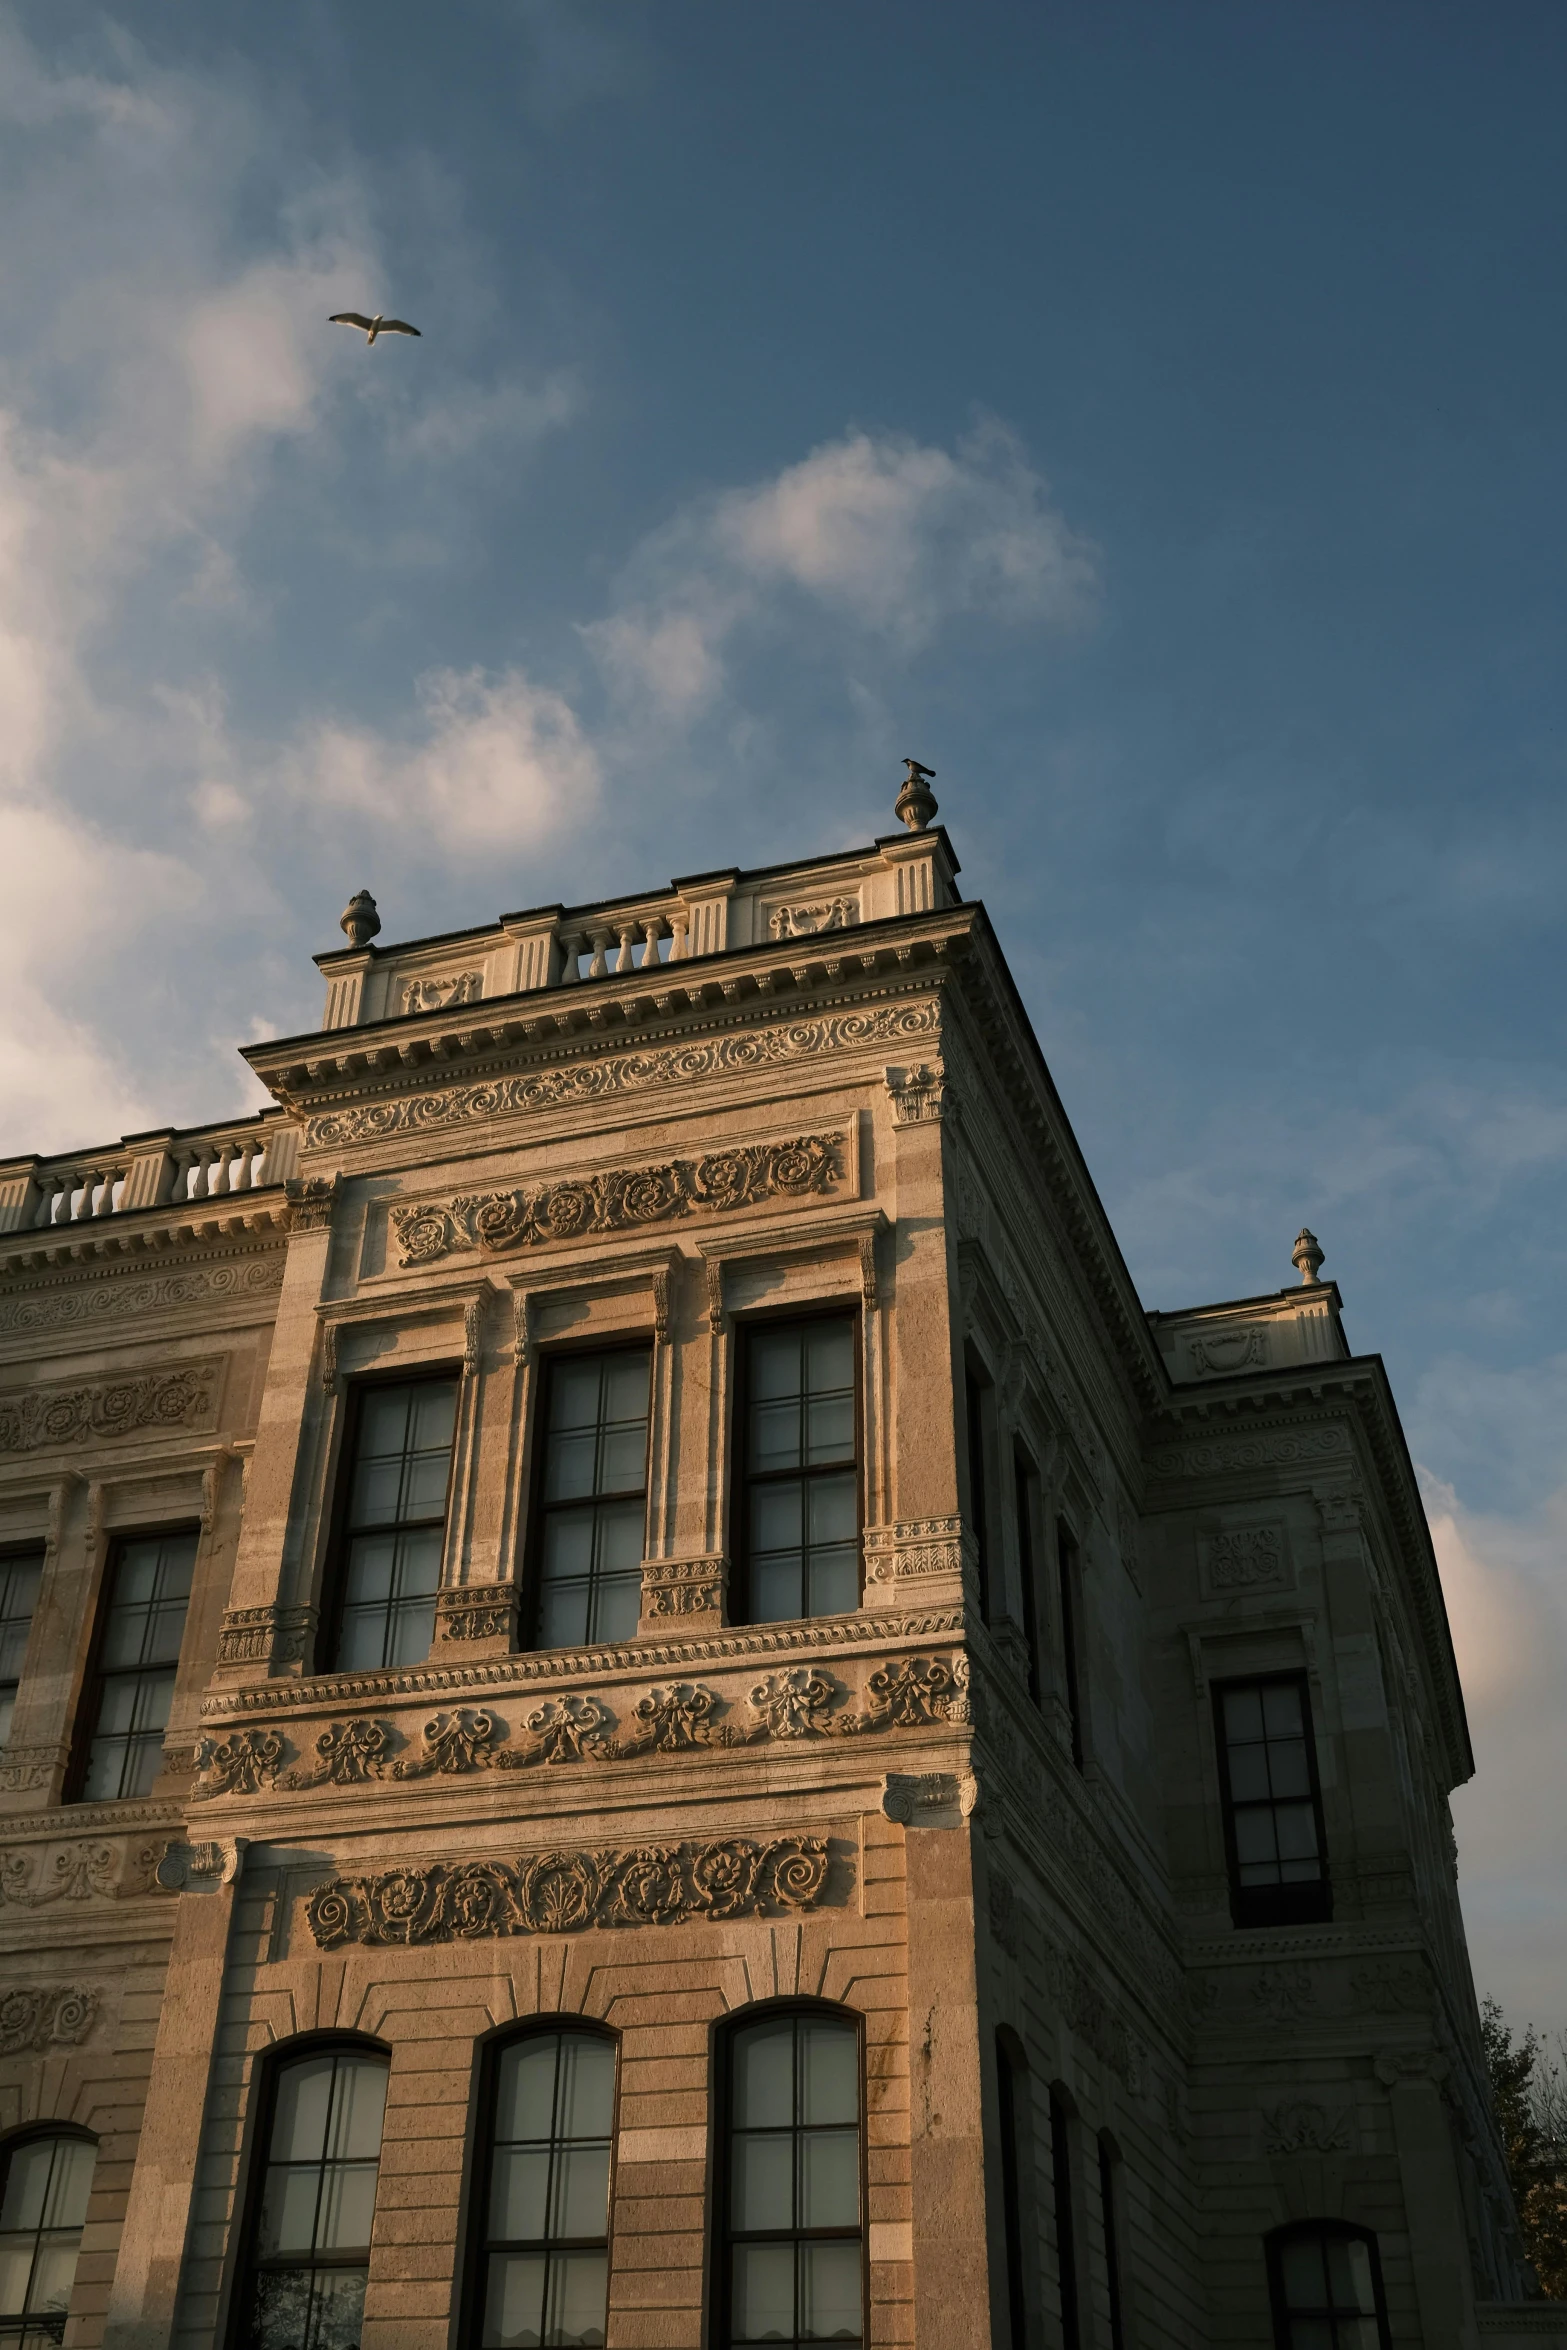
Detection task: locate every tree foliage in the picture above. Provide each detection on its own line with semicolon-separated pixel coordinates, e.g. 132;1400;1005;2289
1482;1999;1567;2298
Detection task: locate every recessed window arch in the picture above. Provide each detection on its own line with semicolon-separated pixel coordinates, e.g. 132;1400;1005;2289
465;2022;618;2350
233;2035;389;2350
1266;2221;1391;2350
718;2002;865;2350
0;2125;97;2347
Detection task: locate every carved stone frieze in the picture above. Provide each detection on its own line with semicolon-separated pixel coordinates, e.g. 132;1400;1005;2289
306;1833;835;1947
0;1254;283;1339
640;1558;723;1618
216;1604;316;1671
283;1721;391;1789
1251;1968;1318;2027
1351;1960;1429;2013
863;1517;965;1582
0;1985;100;2052
305;997;942;1149
1206;1526;1286;1591
1186;1327;1268;1376
0;1746;59;1794
632;1684;719;1751
392;1710;498;1777
1040;1936;1146;2087
0;1839;161;1905
191;1729;285;1799
435;1585;517;1643
0;1361;222;1456
391;1132;843;1268
1150;1425;1349;1479
883;1062;947;1126
1263;2101;1354;2156
767;898;859;939
402;970;483;1014
285;1175;341;1232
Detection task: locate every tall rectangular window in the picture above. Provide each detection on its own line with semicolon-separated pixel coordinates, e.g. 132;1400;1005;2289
1057;1523;1085;1769
330;1377;458;1671
1050;2090;1080;2350
740;1316;859;1624
76;1531;196;1803
721;2010;863;2350
1214;1673;1331;1928
1099;2137;1127;2350
0;1549;43;1750
1014;1460;1042;1702
533;1349;651;1648
996;2037;1032;2350
965;1370;992;1622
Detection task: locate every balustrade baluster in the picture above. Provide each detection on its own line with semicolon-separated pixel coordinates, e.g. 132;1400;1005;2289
615;923;638;974
668;911;690;962
212;1142;238;1195
641;918;665;968
587;925;613;978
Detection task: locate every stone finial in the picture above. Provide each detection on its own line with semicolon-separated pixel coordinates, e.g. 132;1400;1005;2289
1292;1227;1325;1285
895;758;938;833
339;889;381;948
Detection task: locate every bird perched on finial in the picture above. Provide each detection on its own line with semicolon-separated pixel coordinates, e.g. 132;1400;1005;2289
895;758;938;834
329;312;421;346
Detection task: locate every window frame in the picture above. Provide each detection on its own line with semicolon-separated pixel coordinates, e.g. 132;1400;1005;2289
1097;2132;1127;2350
1055;1520;1085;1771
0;1544;45;1754
1212;1669;1332;1929
964;1363;994;1624
1049;2084;1081;2350
713;1997;869;2350
995;2030;1036;2350
731;1304;863;1629
1012;1455;1043;1704
65;1522;199;1806
226;2031;391;2350
318;1365;463;1675
459;2019;620;2350
522;1337;656;1654
0;2121;98;2348
1265;2219;1392;2350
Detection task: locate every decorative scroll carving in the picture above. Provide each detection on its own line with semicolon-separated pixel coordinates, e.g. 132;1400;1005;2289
1207;1527;1285;1590
191;1728;285;1798
865;1655;959;1727
0;1746;58;1794
641;1558;723;1618
436;1585;516;1642
0;1839;160;1905
0;1255;283;1338
216;1605;315;1670
1186;1327;1268;1375
283;1721;391;1788
1149;1426;1349;1479
391;1134;842;1268
1251;1968;1318;2027
0;1362;221;1457
392;1710;497;1777
285;1174;341;1232
305;999;942;1149
0;1986;100;2052
402;970;483;1014
881;1771;975;1828
768;898;859;939
748;1669;842;1739
307;1833;834;1948
1263;2101;1353;2155
1352;1960;1429;2013
883;1062;947;1126
508;1696;618;1766
632;1684;720;1751
863;1517;965;1583
154;1838;247;1889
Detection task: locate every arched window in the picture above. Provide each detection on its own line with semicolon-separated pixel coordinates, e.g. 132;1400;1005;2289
236;2040;388;2350
1266;2222;1391;2350
995;2032;1036;2350
720;2007;863;2350
469;2027;616;2350
0;2128;96;2346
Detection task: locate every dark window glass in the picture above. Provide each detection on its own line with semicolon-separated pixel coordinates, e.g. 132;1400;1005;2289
723;2012;863;2348
741;1319;858;1624
1050;2091;1080;2350
965;1371;991;1622
534;1352;651;1648
1267;2223;1390;2350
1014;1462;1042;1703
996;2040;1029;2350
0;1553;42;1752
1215;1675;1331;1927
1056;1525;1084;1770
240;2046;387;2350
78;1532;195;1803
333;1379;457;1671
1099;2138;1126;2350
473;2030;615;2349
0;2133;96;2346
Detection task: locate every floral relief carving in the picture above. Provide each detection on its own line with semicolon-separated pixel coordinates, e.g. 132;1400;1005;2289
1251;1968;1318;2027
883;1063;947;1126
390;1134;842;1268
392;1709;497;1777
0;1986;100;2053
746;1669;844;1739
283;1720;393;1788
1207;1527;1285;1590
216;1605;315;1669
767;898;859;939
640;1559;723;1617
508;1697;618;1767
402;970;483;1014
0;1840;161;1905
632;1684;721;1751
863;1518;965;1582
1351;1960;1429;2013
1150;1426;1349;1479
1186;1327;1268;1376
1263;2101;1354;2156
305;998;941;1150
0;1362;222;1456
191;1728;286;1798
436;1585;516;1642
0;1255;283;1338
306;1833;835;1947
865;1654;959;1727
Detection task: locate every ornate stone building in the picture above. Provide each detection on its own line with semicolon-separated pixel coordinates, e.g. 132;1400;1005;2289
0;772;1556;2350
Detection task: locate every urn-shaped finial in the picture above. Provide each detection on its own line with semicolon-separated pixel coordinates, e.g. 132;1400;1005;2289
895;757;938;833
340;889;381;948
1292;1227;1325;1285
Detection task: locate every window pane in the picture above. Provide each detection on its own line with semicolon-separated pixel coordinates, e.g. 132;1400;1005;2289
1279;2236;1328;2307
750;1330;802;1401
485;2251;547;2348
259;2167;322;2256
806;1477;857;1547
799;2240;862;2342
538;1583;591;1650
315;2162;378;2252
805;1548;859;1618
800;2025;858;2126
490;2147;551;2243
1261;1682;1304;1738
1226;1745;1272;1803
495;2039;559;2143
733;2243;795;2343
551;2147;610;2240
750;1399;802;1473
752;1484;803;1554
1;2145;56;2233
734;2024;794;2128
799;2133;858;2228
0;2138;95;2337
1266;1741;1311;1799
1327;2234;1377;2312
751;1557;804;1624
805;1321;853;1395
1222;1687;1264;1742
544;2249;608;2347
409;1381;458;1452
732;2134;794;2231
557;2037;614;2139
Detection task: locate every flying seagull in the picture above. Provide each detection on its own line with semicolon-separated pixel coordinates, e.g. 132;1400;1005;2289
329;312;421;345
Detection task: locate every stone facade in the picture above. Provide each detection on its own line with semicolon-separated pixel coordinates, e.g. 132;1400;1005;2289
0;808;1555;2349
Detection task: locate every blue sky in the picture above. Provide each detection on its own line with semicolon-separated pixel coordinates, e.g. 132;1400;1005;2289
2;1;1564;2025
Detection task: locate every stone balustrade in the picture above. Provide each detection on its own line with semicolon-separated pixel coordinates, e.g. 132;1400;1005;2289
0;1114;300;1236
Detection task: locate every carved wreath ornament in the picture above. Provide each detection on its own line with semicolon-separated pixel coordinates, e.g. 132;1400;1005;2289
307;1835;831;1948
391;1134;840;1269
0;1362;220;1456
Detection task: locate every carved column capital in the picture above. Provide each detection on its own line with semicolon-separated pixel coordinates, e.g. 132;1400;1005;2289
214;1603;317;1678
638;1556;725;1630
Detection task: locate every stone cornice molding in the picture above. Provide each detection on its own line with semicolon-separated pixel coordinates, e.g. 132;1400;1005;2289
696;1206;889;1326
0;1194;289;1282
199;1607;966;1718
